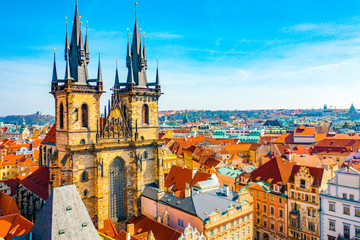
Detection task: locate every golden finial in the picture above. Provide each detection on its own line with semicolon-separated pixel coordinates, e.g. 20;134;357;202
65;16;68;25
135;2;137;5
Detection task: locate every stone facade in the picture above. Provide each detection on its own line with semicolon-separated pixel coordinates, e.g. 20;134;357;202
48;3;164;229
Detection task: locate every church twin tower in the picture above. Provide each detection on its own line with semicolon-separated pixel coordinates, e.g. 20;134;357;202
49;2;164;228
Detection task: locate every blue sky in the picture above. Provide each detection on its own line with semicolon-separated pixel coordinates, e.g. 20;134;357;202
1;0;360;115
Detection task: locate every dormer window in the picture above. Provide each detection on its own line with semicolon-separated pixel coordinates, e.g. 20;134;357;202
300;179;306;189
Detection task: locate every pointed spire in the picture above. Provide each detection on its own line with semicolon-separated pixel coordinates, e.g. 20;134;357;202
52;52;58;84
131;2;141;55
155;60;160;87
139;40;145;69
114;60;120;87
85;24;89;64
97;52;102;83
143;36;147;69
64;18;70;60
126;33;131;68
127;57;135;85
65;50;72;80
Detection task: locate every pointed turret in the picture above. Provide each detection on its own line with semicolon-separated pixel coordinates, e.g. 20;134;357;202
97;52;103;83
65;51;72;81
131;4;141;56
68;1;88;84
155;60;160;88
114;61;120;87
64;22;70;61
52;52;58;89
85;26;90;64
127;57;136;86
139;41;145;69
126;36;131;68
143;36;147;69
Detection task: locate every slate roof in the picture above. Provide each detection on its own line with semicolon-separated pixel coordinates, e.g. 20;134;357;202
31;185;101;240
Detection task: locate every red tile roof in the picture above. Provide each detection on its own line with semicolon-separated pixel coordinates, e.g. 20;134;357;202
43;123;56;144
19;167;49;200
98;218;118;238
294;126;316;136
290;165;324;186
0;193;20;216
251;156;294;186
127;215;182;240
0;213;33;239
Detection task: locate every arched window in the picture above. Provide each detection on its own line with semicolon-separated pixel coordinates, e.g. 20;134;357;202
109;158;125;220
83;189;88;197
142;104;149;124
143;151;148;159
81;171;88;182
123;105;127;120
80;139;85;144
59;103;64;129
81;104;89;128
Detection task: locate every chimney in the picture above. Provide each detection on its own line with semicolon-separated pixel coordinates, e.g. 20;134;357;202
126;232;131;240
192;169;197;178
185;183;191;198
224;184;229;197
156;216;162;223
127;223;134;236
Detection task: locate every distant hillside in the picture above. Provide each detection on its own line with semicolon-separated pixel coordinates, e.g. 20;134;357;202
0;112;55;126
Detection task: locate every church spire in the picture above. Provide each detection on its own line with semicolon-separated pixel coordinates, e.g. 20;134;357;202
65;50;72;81
52;52;58;89
131;2;141;55
126;34;131;68
155;60;160;87
97;52;102;83
85;24;89;64
114;60;120;87
64;19;70;60
127;57;135;86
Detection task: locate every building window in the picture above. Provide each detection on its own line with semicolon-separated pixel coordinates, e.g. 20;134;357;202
60;103;64;129
270;206;274;215
80;139;85;144
329;203;335;212
83;189;88;197
263;205;267;212
109;158;125;220
355;208;360;217
81;171;88;182
308;222;315;232
343;193;347;199
356;227;360;238
300;179;306;188
210;229;214;236
263;220;267;227
236;231;239;239
257;203;260;210
329;221;335;231
231;233;234;240
247;226;250;234
143;151;148;159
305;194;309;201
223;224;227;231
279;198;282;204
217;227;221;233
142;104;149;125
270;222;275;230
312;196;316;203
291;192;295;198
279;224;283;233
344;206;350;215
344;225;350;239
177;219;184;227
279;209;283;218
350;194;355;200
242;229;245;237
81;104;89;128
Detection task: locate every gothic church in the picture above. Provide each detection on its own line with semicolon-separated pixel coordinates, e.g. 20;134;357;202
44;2;164;228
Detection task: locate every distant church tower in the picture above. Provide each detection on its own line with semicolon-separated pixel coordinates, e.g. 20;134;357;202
50;2;164;228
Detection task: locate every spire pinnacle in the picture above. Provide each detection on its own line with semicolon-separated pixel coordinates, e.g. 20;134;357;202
114;60;120;87
85;21;89;64
127;56;136;85
65;50;72;80
52;51;58;85
64;17;70;60
97;51;103;83
155;60;160;87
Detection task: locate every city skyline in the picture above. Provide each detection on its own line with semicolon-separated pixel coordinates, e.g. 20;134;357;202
1;0;360;115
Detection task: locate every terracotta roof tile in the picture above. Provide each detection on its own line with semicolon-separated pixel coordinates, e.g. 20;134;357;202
0;193;20;216
19;166;49;200
0;213;33;239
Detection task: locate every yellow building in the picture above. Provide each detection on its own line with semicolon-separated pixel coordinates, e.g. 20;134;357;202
45;3;165;229
287;166;324;240
161;146;178;174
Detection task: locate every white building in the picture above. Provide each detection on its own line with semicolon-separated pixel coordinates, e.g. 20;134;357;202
320;167;360;240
